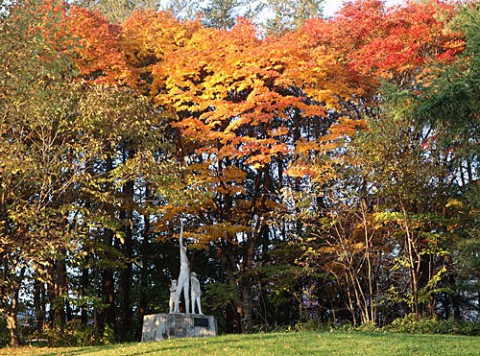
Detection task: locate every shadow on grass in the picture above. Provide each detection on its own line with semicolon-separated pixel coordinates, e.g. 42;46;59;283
116;334;293;356
36;344;119;356
26;341;181;356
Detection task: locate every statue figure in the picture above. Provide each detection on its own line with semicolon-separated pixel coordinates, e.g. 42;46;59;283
169;279;177;313
173;219;190;313
190;272;202;315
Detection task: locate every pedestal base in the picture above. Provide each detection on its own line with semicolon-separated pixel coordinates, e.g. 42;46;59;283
141;313;217;341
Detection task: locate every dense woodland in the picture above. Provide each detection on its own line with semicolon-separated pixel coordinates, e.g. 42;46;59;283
1;0;480;347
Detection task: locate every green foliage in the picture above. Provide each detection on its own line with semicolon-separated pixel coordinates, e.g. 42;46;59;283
0;318;10;346
202;281;239;332
294;319;328;332
355;321;378;333
75;0;160;23
409;4;480;165
201;0;264;29
454;236;480;296
203;281;238;312
99;324;116;345
265;0;324;34
385;315;480;336
41;322;96;347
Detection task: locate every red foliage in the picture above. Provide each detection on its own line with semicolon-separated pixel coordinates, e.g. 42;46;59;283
303;0;464;84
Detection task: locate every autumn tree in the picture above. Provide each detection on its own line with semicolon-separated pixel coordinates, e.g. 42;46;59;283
303;0;462;89
286;0;465;323
62;6;171;341
122;10;358;330
0;0;81;344
1;2;168;344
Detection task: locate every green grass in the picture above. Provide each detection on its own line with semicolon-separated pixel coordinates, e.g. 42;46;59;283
2;331;480;355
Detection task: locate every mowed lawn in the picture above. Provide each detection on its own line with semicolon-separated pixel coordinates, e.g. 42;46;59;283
2;331;479;356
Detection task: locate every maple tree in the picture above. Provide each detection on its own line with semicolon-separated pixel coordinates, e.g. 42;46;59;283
63;6;133;85
132;13;360;330
303;0;463;86
287;0;468;323
122;9;201;91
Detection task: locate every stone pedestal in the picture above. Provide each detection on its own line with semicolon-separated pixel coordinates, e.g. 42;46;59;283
141;313;217;341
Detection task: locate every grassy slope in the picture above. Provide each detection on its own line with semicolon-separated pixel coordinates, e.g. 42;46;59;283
2;331;480;356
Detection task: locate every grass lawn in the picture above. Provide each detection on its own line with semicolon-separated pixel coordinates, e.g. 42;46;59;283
2;331;479;355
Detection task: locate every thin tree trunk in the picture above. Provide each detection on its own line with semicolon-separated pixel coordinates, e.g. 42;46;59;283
6;310;19;347
81;255;89;326
361;200;375;324
402;206;420;318
34;278;46;331
241;168;268;332
6;267;26;347
137;184;151;340
49;255;67;330
119;207;133;341
98;157;116;337
344;276;357;326
218;240;243;333
119;146;135;341
97;229;117;337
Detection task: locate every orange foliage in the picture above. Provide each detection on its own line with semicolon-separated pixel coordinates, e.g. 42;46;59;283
9;0;69;68
122;10;201;89
31;0;464;225
64;6;133;85
148;18;356;168
13;1;133;85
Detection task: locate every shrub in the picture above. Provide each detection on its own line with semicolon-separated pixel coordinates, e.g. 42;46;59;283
355;321;378;332
294;319;334;332
385;315;480;336
40;321;96;347
0;318;10;346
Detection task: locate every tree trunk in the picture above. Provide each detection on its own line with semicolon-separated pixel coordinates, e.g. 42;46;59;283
344;279;358;326
6;267;26;347
119;147;135;341
240;273;254;332
6;312;19;347
33;278;46;331
63;261;73;323
49;255;67;330
218;241;243;333
137;207;150;340
401;203;420;318
361;200;376;324
225;300;243;334
119;207;133;340
98;229;116;337
97;157;117;337
81;256;89;326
